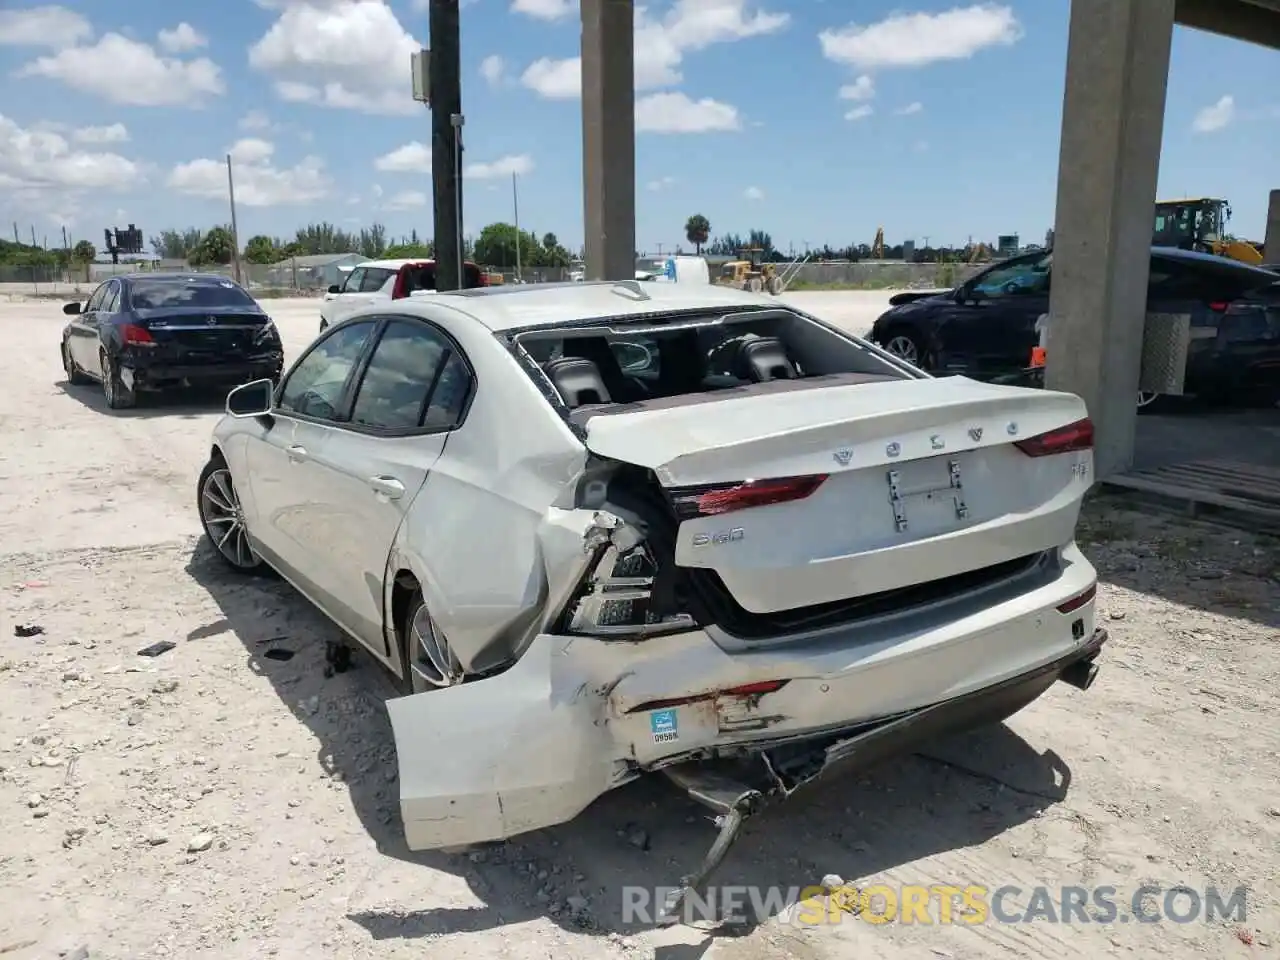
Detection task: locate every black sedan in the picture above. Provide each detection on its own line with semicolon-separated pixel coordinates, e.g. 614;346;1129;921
870;247;1280;405
60;273;284;410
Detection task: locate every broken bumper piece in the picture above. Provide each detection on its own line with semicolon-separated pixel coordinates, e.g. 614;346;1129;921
654;626;1108;920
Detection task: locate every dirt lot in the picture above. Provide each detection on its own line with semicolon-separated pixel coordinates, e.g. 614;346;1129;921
1;294;1277;960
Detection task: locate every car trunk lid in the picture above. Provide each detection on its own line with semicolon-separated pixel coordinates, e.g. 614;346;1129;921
579;375;1092;621
133;306;270;360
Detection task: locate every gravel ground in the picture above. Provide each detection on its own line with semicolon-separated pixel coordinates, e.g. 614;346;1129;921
1;294;1277;960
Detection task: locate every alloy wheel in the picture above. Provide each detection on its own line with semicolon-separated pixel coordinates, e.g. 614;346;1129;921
99;354;114;406
200;467;260;569
1137;391;1160;409
885;335;920;365
409;605;463;688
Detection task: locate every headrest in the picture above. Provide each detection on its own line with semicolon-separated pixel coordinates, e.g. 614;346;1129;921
543;356;612;408
734;335;797;381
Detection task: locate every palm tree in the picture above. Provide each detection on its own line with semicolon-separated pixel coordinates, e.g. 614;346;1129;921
684;214;711;255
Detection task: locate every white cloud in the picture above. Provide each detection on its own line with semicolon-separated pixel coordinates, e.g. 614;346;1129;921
465;154;534;178
386;189;427;210
157;23;207;53
1192;95;1235;133
844;104;873;121
240;110;274;131
820;4;1021;70
520;57;580;99
169;140;330;206
839;75;874;101
17;33;224;106
635;92;740;133
895;101;924;115
479;54;505;86
512;0;574;19
249;0;421;115
744;185;764;201
0;6;92;48
647;175;676;191
0;114;142;193
521;0;789;99
375;141;431;172
73;124;130;145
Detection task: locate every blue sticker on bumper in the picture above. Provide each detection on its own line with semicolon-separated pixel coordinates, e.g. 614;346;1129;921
650;708;679;744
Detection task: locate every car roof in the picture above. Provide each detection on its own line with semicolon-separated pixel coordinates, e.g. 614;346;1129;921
396;280;785;332
117;272;246;285
356;258;480;270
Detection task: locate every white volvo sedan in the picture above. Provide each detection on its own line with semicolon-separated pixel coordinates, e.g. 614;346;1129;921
197;280;1105;909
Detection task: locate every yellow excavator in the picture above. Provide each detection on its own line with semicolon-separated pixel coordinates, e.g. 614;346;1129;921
1153;197;1264;264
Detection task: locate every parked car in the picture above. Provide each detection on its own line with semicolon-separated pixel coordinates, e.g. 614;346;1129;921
61;273;284;410
319;258;488;333
870;247;1280;405
197;281;1106;902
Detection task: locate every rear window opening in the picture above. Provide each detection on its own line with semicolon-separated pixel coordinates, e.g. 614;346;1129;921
130;279;258;309
512;309;917;416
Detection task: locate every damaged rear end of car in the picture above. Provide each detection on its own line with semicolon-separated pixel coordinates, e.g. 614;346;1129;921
386;301;1108;910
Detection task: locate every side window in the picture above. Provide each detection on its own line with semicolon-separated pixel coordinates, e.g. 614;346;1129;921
278;320;376;421
973;255;1051;298
101;282;121;313
340;268;366;293
84;283;108;312
349;320;472;431
360;268;395;293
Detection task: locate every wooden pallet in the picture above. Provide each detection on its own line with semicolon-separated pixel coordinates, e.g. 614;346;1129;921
1102;459;1280;532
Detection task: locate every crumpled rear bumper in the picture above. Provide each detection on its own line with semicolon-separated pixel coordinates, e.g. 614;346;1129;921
388;604;1107;851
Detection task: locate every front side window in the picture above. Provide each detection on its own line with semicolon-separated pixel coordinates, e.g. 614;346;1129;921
359;268;396;293
339;268;367;293
349;320;472;430
278;320;376;421
84;283;109;312
972;254;1051;298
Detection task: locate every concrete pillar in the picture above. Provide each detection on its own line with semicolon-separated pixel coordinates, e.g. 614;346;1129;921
580;0;636;281
1265;189;1280;262
1045;0;1175;479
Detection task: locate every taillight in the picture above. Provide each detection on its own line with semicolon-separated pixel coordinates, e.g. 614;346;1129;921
1057;582;1096;614
565;542;696;638
1208;301;1229;312
120;323;154;345
1014;418;1093;457
668;474;828;519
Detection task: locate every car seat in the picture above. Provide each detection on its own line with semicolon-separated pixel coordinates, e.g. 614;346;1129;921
561;337;649;401
543;357;612;408
733;334;798;381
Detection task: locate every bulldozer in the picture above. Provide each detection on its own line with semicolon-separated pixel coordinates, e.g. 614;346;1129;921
1152;197;1265;264
717;247;782;294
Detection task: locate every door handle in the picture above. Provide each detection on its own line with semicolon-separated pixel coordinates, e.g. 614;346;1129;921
286;444;308;462
368;476;405;499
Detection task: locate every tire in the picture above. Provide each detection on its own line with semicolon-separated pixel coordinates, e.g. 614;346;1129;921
881;327;926;369
61;343;91;385
99;350;136;410
398;591;463;695
196;454;267;575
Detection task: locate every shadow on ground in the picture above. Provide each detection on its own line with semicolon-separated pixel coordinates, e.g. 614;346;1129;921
58;379;230;419
186;541;1075;958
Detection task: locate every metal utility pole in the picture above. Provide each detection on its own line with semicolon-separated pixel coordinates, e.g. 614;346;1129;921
226;154;242;284
512;171;522;281
429;0;463;291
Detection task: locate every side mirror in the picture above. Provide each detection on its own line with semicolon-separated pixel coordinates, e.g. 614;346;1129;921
63;302;82;315
327;284;341;294
612;340;654;373
226;378;274;418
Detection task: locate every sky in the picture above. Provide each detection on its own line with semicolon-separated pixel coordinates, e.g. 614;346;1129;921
0;0;1277;255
